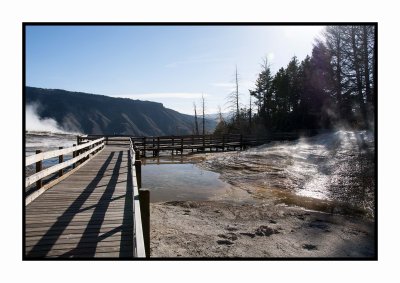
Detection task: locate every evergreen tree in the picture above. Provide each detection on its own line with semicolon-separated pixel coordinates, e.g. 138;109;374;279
249;57;274;127
215;25;376;136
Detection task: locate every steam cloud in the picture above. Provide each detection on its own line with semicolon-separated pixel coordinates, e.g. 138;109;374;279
26;103;65;133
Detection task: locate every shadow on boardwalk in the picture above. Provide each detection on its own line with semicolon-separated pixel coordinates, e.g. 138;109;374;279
27;150;134;258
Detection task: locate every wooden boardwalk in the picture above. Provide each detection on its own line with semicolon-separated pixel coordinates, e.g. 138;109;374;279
25;143;140;258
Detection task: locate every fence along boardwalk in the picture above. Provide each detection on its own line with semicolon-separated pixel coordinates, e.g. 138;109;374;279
86;133;301;157
25;138;146;258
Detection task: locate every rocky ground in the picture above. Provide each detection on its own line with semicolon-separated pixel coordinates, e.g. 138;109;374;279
150;200;375;258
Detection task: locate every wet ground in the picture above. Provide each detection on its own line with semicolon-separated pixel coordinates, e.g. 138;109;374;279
195;130;375;218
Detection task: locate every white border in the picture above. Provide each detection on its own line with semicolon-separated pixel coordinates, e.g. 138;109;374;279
1;0;397;282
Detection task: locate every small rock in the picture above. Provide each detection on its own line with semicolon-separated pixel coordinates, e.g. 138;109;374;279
302;244;318;250
218;233;238;241
226;226;238;231
240;232;256;238
217;240;234;245
255;225;279;236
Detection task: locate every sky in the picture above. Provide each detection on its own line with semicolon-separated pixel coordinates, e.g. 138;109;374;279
26;25;325;115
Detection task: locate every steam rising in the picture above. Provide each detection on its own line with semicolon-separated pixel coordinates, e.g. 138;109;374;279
26;103;64;133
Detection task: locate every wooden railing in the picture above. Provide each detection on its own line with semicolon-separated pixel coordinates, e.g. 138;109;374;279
84;132;302;157
131;133;300;157
129;138;147;258
25;137;105;205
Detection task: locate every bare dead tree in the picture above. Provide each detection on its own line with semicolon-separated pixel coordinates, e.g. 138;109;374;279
249;94;252;131
235;66;240;119
217;105;225;125
193;102;199;135
226;65;241;124
201;94;205;135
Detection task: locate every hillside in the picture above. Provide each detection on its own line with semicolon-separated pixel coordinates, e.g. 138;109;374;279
25;87;216;136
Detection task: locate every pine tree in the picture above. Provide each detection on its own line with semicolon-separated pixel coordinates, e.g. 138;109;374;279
249;57;273;127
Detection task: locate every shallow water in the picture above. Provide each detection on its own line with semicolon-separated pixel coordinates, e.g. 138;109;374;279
142;157;231;202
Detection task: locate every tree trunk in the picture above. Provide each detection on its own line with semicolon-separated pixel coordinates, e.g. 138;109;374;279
235;66;240;121
335;34;343;117
249;95;252;132
202;94;205;135
194;102;199;135
363;26;372;104
351;26;367;124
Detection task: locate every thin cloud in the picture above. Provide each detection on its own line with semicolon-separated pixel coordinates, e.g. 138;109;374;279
211;82;235;88
212;80;255;91
165;56;233;68
113;93;209;100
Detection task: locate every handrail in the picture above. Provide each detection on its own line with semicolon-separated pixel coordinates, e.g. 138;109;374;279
25;138;104;189
26;137;104;166
25;142;103;187
129;138;146;258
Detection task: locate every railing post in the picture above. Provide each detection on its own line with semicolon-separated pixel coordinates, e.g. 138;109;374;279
135;160;142;189
77;143;81;165
58;147;64;177
172;136;174;155
180;137;183;155
142;137;146;157
152;138;155;157
77;136;80;145
72;144;76;168
240;134;243;150
135;149;140;161
157;137;160;157
35;150;42;189
139;188;150;258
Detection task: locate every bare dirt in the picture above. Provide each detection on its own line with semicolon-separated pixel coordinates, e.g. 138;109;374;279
150;200;375;258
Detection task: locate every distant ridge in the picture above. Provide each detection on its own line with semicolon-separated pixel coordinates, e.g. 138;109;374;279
25;87;216;136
